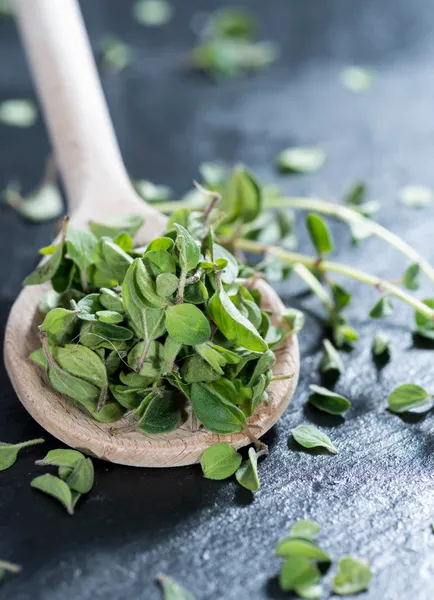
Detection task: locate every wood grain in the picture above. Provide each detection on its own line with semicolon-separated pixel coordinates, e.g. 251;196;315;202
4;279;299;467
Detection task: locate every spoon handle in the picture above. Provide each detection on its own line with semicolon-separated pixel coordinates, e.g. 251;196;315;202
14;0;132;213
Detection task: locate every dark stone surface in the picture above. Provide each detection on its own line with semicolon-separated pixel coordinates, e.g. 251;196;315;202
1;1;434;598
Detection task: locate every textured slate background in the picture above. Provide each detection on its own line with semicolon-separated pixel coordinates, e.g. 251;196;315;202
1;1;434;599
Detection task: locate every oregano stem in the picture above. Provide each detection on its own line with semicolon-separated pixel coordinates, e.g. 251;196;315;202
235;239;434;320
293;263;334;311
14;438;45;449
266;196;434;283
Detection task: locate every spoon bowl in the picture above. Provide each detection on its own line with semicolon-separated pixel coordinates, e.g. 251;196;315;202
4;0;300;466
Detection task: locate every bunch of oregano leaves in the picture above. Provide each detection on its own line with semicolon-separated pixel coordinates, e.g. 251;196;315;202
26;175;298;441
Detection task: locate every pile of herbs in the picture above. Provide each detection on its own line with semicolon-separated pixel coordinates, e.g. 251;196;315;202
26;172;297;439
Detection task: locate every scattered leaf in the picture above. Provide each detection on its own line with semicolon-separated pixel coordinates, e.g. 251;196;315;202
235;447;260;491
132;0;172;26
291;424;338;454
0;99;37;127
399;185;434;208
308;384;351;415
340;67;374;92
388;384;432;413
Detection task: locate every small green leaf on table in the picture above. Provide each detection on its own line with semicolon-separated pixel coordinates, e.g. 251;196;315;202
291;424;338;454
308;384;351;415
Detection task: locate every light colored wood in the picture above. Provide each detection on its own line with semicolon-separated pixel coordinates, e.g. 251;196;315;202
5;279;299;467
4;0;300;467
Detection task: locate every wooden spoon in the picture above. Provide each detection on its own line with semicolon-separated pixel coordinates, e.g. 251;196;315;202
4;0;299;467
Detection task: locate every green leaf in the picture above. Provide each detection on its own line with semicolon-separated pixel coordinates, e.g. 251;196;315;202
414;298;434;339
200;442;242;480
113;232;134;252
66;227;97;276
279;555;321;593
276;537;331;562
276;147;325;174
146;236;174;252
76;293;102;321
156;272;179;297
0;438;44;471
127;340;165;378
306;213;333;255
308;384;351;414
213;243;239;283
165;304;211;345
99;288;124;313
291;424;338;454
331;283;352;311
181;355;220;383
4;181;63;223
66;458;94;494
399;185;434;208
319;339;344;374
173;224;200;272
369;295;393;319
157;574;195;600
0;99;37;127
145;250;176;275
132;0;172;26
134;258;167;308
29;347;48;369
39;307;78;345
162;336;182;372
110;385;149;410
47;366;100;408
221;166;262;225
136;390;180;434
96;310;123;323
190;381;246;434
52;345;107;389
93;237;133;282
88;321;133;341
387;384;432;413
31;473;75;515
333;556;372;595
235;447;260;491
289;520;321;541
89;215;144;238
35;449;84;468
344;182;367;206
372;333;390;358
402;263;420;290
38;289;61;314
194;342;227;375
209;288;267;352
23;220;67;285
